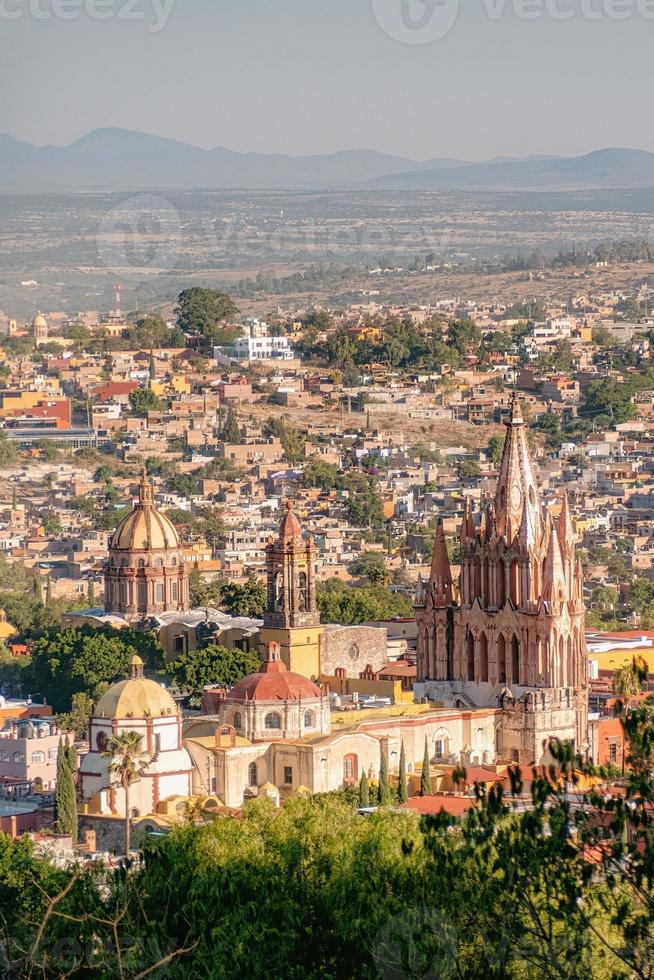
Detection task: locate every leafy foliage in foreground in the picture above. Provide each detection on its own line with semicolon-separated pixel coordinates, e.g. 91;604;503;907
5;707;654;976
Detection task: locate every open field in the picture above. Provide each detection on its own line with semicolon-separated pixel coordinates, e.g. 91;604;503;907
1;188;654;318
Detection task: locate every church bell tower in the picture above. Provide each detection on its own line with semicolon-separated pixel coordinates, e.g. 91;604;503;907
259;501;323;679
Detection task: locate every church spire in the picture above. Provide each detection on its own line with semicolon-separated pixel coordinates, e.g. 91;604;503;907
460;497;476;544
542;511;566;602
428;520;453;608
495;394;541;544
557;491;575;558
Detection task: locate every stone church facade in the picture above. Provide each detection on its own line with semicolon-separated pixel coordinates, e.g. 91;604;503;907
414;397;589;764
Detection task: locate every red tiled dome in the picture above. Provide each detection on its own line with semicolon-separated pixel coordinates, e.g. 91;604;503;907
229;664;321;703
228;642;321;702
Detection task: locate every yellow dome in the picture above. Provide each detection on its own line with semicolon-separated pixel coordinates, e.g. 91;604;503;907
112;507;181;552
32;313;47;329
110;474;181;552
95;657;177;719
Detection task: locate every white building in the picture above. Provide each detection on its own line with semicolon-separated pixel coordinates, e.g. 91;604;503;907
79;656;193;819
531;319;573;341
218;319;295;362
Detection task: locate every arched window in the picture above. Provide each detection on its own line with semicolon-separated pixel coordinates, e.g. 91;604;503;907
303;710;315;728
479;632;488;682
466;631;475;682
171;557;177;567
155;557;163;568
511;635;520;685
137;582;147;608
298;571;308;611
264;712;282;730
137;559;145;569
497;634;507;684
510;560;520;606
343;754;358;783
30;751;45;764
497;560;506;607
171;582;178;602
274;572;284;611
248;762;257;787
96;731;108;752
233;712;242;730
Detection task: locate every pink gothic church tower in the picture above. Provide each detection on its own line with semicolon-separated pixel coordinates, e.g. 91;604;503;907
414;396;589;764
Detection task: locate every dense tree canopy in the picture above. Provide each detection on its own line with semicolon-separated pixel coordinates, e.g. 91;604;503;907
175;288;239;346
6;721;654;978
128;387;165;417
24;626;163;713
163;644;260;694
220;577;267;618
317;580;413;625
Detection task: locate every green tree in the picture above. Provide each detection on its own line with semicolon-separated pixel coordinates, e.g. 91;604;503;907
128;387;164;417
220;405;241;443
378;746;391;806
197;507;227;552
341;474;384;528
457;459;481;481
612;656;645;704
421;736;431;796
263;416;305;463
175;288;239;346
128;314;185;350
316;580;413;625
220;577;267;618
591;585;617;612
189;569;224;608
487;434;505;466
398;741;408;804
103;731;146;856
56;692;95;740
163;644;260;695
348;552;388;585
592;324;616;347
582;379;636;425
54;736;77;841
358;771;369;808
26;627;163;713
447;318;482;356
0;431;18;468
303;458;338;490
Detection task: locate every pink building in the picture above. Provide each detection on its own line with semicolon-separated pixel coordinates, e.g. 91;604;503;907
0;718;70;793
415;395;589;764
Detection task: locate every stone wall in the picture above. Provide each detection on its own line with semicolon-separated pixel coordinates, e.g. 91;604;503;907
320;625;388;677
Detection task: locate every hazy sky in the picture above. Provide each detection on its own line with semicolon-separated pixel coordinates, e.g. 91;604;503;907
0;0;651;160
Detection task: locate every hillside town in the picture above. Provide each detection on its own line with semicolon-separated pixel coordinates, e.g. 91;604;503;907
0;282;650;851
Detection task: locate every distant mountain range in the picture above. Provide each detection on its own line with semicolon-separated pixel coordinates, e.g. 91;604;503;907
0;128;462;192
1;129;654;193
367;148;654;192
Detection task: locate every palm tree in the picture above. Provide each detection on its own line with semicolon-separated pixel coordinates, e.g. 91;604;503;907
612;657;646;707
103;731;146;857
